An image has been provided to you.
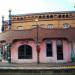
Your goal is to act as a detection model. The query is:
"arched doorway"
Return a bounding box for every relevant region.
[18,45,32,59]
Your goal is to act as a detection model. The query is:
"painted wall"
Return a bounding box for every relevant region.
[11,40,74,63]
[40,40,71,63]
[11,19,75,30]
[11,41,37,63]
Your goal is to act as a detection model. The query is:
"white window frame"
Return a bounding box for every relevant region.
[48,24,54,29]
[45,40,53,57]
[64,23,70,29]
[32,25,37,28]
[17,26,24,30]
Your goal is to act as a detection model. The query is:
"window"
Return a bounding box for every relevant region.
[40,24,44,28]
[62,15,65,18]
[18,45,32,59]
[50,15,53,18]
[13,17,16,20]
[47,15,49,19]
[46,41,53,57]
[56,40,63,60]
[58,15,61,18]
[17,26,23,30]
[20,17,23,20]
[48,24,54,29]
[66,14,68,18]
[17,17,20,20]
[32,25,37,28]
[42,15,45,18]
[39,16,42,19]
[64,23,70,28]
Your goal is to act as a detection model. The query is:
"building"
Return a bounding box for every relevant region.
[0,10,75,63]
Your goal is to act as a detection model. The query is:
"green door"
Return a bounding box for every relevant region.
[0,48,2,61]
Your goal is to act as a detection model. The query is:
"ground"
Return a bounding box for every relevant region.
[0,62,75,75]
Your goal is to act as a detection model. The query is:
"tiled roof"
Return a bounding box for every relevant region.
[0,27,75,43]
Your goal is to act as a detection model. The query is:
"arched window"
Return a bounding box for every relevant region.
[39,16,42,19]
[58,15,61,18]
[50,15,53,18]
[18,45,32,59]
[66,14,68,18]
[47,15,49,19]
[17,17,20,20]
[63,23,71,28]
[62,15,65,18]
[42,15,45,18]
[20,17,23,20]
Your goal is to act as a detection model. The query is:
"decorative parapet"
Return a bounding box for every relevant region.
[11,11,75,23]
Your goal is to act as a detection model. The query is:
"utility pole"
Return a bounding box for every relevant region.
[35,18,40,64]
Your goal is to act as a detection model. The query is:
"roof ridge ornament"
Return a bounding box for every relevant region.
[1,16,4,32]
[8,9,12,30]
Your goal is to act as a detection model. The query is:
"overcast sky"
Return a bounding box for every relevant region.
[0,0,75,32]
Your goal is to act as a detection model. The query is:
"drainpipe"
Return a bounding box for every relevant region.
[35,18,40,64]
[36,25,40,64]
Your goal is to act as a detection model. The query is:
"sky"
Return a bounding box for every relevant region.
[0,0,75,31]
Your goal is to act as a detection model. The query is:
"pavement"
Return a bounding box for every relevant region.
[0,62,75,70]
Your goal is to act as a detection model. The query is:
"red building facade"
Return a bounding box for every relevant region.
[0,11,75,63]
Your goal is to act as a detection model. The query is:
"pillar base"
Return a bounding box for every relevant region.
[2,59,8,63]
